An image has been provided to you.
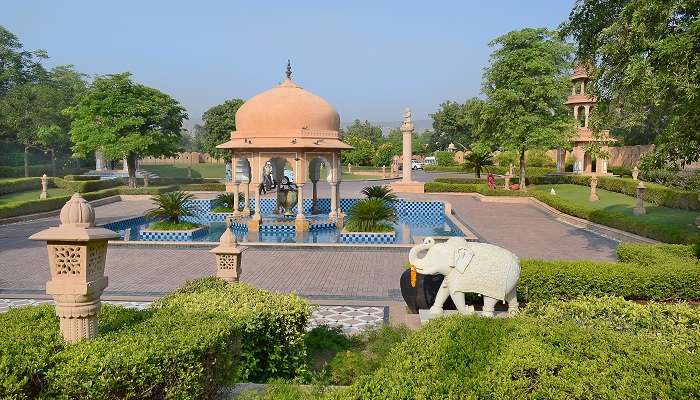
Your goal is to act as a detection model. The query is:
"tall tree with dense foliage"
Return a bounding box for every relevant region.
[0,26,46,97]
[65,73,187,187]
[0,66,86,176]
[430,98,485,152]
[200,98,244,159]
[342,120,383,145]
[341,135,374,166]
[561,0,700,168]
[482,28,574,190]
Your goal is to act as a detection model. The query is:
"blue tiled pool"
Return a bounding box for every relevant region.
[102,198,464,244]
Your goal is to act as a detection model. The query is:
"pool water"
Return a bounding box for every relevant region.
[108,214,462,244]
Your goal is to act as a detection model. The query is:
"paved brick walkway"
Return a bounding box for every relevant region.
[0,182,618,299]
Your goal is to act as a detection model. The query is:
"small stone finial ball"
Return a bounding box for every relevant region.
[59,193,96,228]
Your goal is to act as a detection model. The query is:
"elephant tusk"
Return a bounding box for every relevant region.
[410,264,417,288]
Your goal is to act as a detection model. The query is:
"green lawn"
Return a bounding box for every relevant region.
[140,164,226,179]
[0,188,72,205]
[532,184,698,236]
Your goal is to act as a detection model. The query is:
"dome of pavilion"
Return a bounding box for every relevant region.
[235,78,340,136]
[217,62,350,150]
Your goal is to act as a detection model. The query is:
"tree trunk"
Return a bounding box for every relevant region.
[24,146,29,177]
[50,149,55,177]
[519,148,527,191]
[127,153,137,188]
[475,165,481,179]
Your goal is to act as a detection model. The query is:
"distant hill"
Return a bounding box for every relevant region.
[341,119,433,136]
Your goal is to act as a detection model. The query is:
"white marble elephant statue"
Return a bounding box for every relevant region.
[408,237,520,317]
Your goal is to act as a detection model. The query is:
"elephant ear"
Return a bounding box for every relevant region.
[453,247,474,273]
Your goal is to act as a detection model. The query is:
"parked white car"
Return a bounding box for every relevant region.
[411,160,424,170]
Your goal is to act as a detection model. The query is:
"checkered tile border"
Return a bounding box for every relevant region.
[340,231,396,244]
[139,226,209,241]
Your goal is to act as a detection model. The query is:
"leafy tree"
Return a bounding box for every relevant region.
[464,142,494,178]
[65,73,187,187]
[561,0,700,168]
[482,28,574,190]
[372,143,394,167]
[430,98,485,152]
[191,123,206,151]
[0,66,86,176]
[0,25,47,97]
[341,135,374,166]
[342,120,383,145]
[435,151,456,166]
[201,98,244,159]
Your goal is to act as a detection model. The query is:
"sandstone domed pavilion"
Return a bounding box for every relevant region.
[217,62,352,232]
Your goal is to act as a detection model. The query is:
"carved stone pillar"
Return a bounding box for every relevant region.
[40,174,48,200]
[29,193,118,343]
[633,182,647,216]
[589,176,599,202]
[210,227,247,283]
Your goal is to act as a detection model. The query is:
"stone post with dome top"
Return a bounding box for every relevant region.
[30,193,118,343]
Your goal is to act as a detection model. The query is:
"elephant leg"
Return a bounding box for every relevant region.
[482,296,498,318]
[451,292,474,315]
[505,287,519,315]
[429,285,450,316]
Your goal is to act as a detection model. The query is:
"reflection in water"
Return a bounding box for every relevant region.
[115,214,460,244]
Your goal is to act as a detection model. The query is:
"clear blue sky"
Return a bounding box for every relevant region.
[4,0,574,128]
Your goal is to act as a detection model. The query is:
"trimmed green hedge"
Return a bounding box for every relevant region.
[0,278,311,399]
[519,257,700,302]
[425,181,697,243]
[0,165,88,178]
[423,165,464,172]
[53,177,123,193]
[0,177,43,195]
[62,175,101,181]
[333,302,700,399]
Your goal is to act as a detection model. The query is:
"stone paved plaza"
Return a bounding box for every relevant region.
[0,174,618,302]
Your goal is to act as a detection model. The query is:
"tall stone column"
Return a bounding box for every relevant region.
[29,193,118,343]
[401,107,413,184]
[391,107,424,193]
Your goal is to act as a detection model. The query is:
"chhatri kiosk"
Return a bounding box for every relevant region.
[216,63,352,233]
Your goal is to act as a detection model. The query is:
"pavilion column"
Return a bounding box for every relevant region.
[253,188,261,221]
[295,183,309,232]
[584,105,590,128]
[242,181,251,216]
[311,179,321,214]
[329,182,338,220]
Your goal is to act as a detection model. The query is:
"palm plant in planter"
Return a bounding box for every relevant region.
[145,191,198,230]
[346,198,396,232]
[212,192,245,212]
[361,185,398,202]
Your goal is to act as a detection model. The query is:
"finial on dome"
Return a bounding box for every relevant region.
[286,59,292,79]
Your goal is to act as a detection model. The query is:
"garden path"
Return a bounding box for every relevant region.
[0,181,618,299]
